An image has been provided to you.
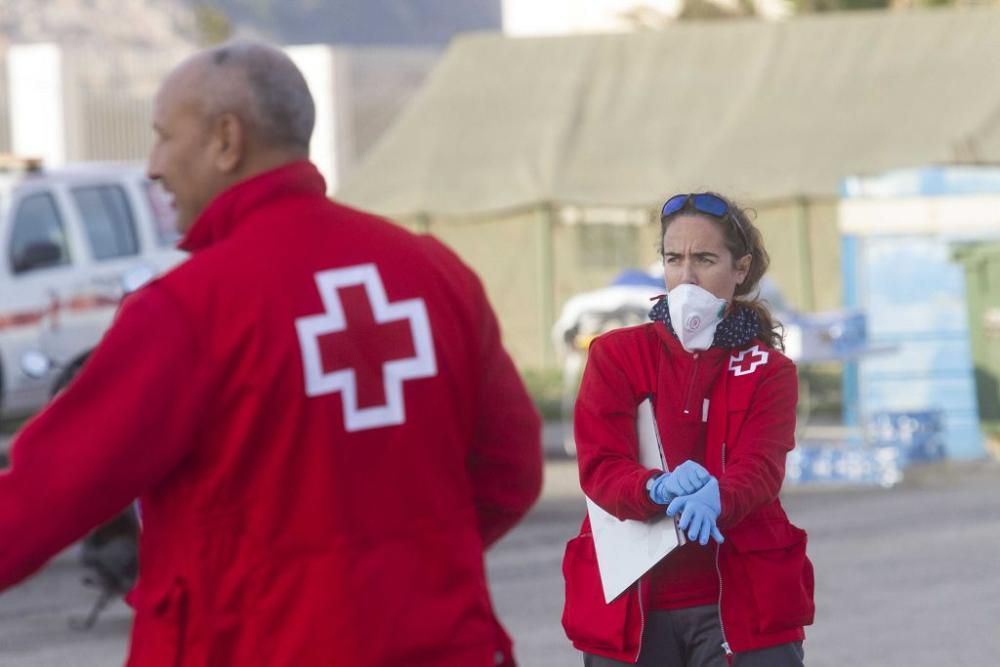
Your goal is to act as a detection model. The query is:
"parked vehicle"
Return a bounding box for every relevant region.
[0,156,186,420]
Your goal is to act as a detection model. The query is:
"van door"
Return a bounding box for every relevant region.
[37,182,147,370]
[0,188,79,417]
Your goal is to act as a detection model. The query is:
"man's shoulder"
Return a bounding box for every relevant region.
[320,201,471,271]
[325,199,403,230]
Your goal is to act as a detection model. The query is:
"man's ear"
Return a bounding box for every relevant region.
[212,112,245,173]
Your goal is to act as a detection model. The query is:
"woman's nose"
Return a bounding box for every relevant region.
[680,261,698,285]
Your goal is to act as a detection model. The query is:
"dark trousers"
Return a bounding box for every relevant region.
[582,604,805,667]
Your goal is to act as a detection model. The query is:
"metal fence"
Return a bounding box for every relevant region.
[0,53,11,154]
[62,46,179,163]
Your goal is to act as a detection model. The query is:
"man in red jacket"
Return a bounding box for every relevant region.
[0,40,542,666]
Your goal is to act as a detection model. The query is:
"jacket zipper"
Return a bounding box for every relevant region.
[716,441,733,659]
[635,578,647,662]
[683,353,700,414]
[172,579,189,667]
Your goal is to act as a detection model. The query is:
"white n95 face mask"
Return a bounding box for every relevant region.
[667,283,728,352]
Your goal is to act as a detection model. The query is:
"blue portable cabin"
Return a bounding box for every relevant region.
[839,166,1000,460]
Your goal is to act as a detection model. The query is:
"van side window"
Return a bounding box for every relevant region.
[9,192,71,275]
[72,185,140,260]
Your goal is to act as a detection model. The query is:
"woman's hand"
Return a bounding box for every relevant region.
[646,460,710,505]
[667,477,725,545]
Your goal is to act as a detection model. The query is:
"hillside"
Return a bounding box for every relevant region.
[199,0,502,46]
[0,0,198,53]
[0,0,502,52]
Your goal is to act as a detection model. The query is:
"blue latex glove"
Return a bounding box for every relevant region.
[646,460,710,505]
[667,477,725,546]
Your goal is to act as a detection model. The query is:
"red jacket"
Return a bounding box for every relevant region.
[562,322,814,662]
[0,162,543,666]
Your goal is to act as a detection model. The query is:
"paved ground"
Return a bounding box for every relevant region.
[489,459,1000,666]
[2,434,999,665]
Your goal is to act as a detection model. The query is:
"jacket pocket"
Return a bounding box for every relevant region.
[129,579,189,667]
[561,532,634,653]
[726,520,815,634]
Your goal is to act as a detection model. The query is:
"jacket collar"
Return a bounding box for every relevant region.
[178,160,326,253]
[648,296,761,350]
[652,321,731,366]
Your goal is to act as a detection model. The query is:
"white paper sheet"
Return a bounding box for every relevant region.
[586,398,683,603]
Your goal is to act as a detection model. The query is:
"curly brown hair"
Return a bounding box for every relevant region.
[659,192,783,350]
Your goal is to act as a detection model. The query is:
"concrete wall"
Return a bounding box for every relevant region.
[3,42,438,192]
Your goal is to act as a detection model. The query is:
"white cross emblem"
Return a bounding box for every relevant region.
[295,264,437,432]
[729,344,769,376]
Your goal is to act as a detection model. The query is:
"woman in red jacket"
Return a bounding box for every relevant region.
[563,192,815,666]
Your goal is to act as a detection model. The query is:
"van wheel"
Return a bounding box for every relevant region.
[52,354,90,397]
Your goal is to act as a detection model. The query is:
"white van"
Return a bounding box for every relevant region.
[0,157,186,420]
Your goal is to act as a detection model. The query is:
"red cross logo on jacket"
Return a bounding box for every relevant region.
[728,344,769,376]
[295,263,438,432]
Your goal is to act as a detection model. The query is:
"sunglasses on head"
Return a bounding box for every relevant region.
[660,193,750,253]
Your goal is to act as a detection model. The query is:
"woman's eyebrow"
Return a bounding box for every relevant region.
[663,250,720,259]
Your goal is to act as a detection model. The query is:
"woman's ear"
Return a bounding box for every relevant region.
[736,253,752,285]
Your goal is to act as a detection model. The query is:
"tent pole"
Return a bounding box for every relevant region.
[539,204,556,368]
[796,196,815,312]
[416,212,431,233]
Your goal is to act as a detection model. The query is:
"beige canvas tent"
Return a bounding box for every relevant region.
[338,7,1000,368]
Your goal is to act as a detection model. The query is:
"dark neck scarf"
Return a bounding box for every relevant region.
[649,296,760,349]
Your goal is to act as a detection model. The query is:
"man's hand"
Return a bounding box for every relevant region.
[667,477,724,546]
[646,460,710,505]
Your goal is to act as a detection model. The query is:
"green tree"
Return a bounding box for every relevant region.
[194,3,233,45]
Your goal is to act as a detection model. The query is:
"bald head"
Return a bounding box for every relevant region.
[174,40,315,153]
[148,40,316,234]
